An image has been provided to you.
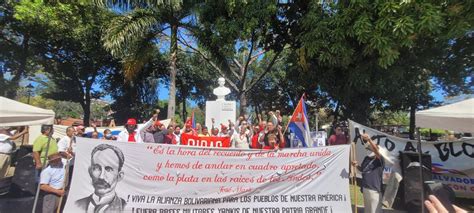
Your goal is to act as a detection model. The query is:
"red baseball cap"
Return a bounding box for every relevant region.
[154,120,162,127]
[185,119,192,127]
[126,118,137,125]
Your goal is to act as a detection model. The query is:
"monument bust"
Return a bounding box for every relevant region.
[213,77,231,101]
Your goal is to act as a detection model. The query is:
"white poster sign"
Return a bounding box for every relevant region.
[311,131,327,147]
[64,138,351,212]
[349,120,474,198]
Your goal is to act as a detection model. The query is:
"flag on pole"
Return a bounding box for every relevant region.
[288,95,312,147]
[191,111,196,129]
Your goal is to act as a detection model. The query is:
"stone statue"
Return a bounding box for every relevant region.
[213,77,231,101]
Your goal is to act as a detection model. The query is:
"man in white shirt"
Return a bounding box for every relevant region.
[116,112,158,143]
[40,153,65,213]
[58,126,76,166]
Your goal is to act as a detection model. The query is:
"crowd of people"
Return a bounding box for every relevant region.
[63,110,289,150]
[1,109,467,213]
[23,110,290,212]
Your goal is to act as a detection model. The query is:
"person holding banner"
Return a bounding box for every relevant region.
[218,123,231,137]
[173,126,182,144]
[424,195,467,213]
[153,120,169,143]
[262,134,279,150]
[352,133,384,213]
[260,121,285,149]
[231,122,251,149]
[164,126,177,144]
[250,125,262,149]
[199,126,211,137]
[39,153,65,213]
[182,119,197,136]
[58,126,76,184]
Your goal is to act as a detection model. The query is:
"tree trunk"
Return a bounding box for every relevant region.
[409,103,416,140]
[83,103,91,127]
[332,102,340,125]
[239,93,247,116]
[167,23,178,119]
[83,88,91,127]
[182,97,187,120]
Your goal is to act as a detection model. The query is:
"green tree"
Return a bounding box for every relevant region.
[183,1,294,114]
[14,1,121,126]
[103,51,168,124]
[293,1,473,127]
[174,52,216,119]
[0,1,38,98]
[97,0,193,119]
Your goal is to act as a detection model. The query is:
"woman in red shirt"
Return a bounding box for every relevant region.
[328,125,348,146]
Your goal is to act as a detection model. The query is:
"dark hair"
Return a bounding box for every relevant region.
[91,144,125,171]
[41,125,53,134]
[267,134,277,141]
[66,126,75,132]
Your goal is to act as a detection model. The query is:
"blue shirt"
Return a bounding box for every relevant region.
[40,165,65,189]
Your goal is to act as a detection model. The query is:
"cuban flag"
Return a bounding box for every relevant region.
[288,95,312,147]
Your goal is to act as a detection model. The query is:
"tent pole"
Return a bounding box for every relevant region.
[416,127,425,213]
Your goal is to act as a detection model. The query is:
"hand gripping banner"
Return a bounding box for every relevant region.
[349,120,474,198]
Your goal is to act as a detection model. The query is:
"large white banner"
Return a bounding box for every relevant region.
[64,138,351,212]
[349,120,474,198]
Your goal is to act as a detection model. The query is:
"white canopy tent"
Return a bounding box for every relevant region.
[416,98,474,133]
[0,96,55,127]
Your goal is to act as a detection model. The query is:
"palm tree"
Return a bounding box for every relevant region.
[96,0,194,119]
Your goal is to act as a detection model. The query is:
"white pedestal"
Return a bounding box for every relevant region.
[205,100,236,129]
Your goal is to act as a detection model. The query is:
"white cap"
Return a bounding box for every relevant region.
[0,134,10,142]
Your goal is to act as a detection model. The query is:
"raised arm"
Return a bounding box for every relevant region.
[9,126,28,141]
[362,133,381,159]
[277,125,285,148]
[138,110,159,134]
